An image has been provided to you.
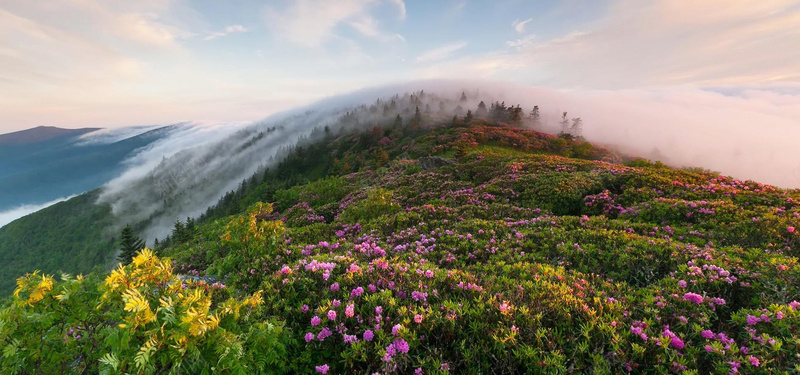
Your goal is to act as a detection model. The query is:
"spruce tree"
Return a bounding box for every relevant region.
[465,110,474,123]
[117,225,146,264]
[530,106,541,127]
[560,112,570,133]
[476,101,488,117]
[393,114,403,128]
[410,106,422,128]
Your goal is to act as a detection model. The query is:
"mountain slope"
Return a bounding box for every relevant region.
[3,110,800,373]
[0,190,116,293]
[0,126,99,146]
[0,125,175,212]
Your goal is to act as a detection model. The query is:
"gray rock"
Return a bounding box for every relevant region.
[417,156,454,170]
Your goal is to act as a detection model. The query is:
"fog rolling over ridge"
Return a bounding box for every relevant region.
[94,80,800,242]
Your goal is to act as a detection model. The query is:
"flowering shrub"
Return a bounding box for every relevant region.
[4,120,800,373]
[0,249,289,374]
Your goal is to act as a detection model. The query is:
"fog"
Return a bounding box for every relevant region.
[77,125,168,145]
[89,80,800,242]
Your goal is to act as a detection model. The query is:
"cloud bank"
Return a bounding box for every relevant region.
[83,80,799,244]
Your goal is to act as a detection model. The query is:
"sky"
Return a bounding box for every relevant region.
[0,0,799,132]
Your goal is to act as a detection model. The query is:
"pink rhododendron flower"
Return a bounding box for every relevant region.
[683,292,703,304]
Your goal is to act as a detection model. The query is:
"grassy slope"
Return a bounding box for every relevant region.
[159,120,800,373]
[3,117,800,373]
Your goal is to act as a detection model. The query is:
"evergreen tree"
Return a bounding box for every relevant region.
[185,217,196,239]
[560,112,570,133]
[452,115,458,126]
[393,114,403,128]
[117,225,145,264]
[509,105,522,127]
[465,110,474,123]
[410,106,423,128]
[454,105,464,116]
[424,103,432,113]
[530,106,541,127]
[173,220,186,243]
[460,91,467,102]
[476,101,488,117]
[571,117,583,136]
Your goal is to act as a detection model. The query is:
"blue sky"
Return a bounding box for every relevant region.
[0,0,798,131]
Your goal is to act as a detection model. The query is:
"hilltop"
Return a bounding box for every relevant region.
[2,103,800,374]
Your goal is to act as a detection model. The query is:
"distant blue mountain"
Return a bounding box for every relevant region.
[0,125,175,212]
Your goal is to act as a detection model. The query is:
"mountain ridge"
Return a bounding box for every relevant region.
[0,126,101,145]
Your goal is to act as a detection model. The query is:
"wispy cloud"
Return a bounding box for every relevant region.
[263,0,404,48]
[419,0,800,89]
[387,0,406,19]
[416,41,467,63]
[512,18,532,33]
[205,25,248,40]
[348,16,406,42]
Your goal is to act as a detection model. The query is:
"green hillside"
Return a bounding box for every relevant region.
[0,191,117,293]
[2,112,800,374]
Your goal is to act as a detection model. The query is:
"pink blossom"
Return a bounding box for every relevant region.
[345,304,355,318]
[393,338,410,353]
[683,292,703,304]
[414,314,423,323]
[327,310,337,321]
[315,364,330,374]
[311,316,321,326]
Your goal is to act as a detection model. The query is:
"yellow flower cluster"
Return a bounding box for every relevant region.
[221,202,285,251]
[101,248,265,359]
[13,271,54,306]
[104,248,173,299]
